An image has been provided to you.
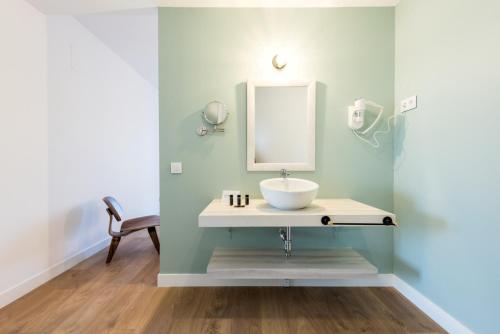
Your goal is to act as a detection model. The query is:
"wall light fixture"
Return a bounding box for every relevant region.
[272,54,287,70]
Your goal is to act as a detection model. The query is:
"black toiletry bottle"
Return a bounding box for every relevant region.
[245,194,249,205]
[237,194,241,206]
[229,194,234,206]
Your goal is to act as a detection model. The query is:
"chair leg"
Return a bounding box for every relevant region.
[148,227,160,254]
[106,237,121,263]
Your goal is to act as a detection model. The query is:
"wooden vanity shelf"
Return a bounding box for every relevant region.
[207,248,378,280]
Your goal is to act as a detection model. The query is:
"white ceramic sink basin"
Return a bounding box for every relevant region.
[260,178,319,210]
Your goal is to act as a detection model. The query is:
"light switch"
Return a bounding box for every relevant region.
[170,162,182,174]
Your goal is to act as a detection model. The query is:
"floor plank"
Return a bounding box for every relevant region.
[0,232,446,333]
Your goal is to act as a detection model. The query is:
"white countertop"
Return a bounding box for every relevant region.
[199,198,396,227]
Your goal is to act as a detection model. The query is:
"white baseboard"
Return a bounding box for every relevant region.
[0,237,110,309]
[157,273,473,334]
[392,276,473,334]
[157,273,394,287]
[158,274,284,287]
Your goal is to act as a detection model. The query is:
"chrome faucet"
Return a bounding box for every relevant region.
[280,169,291,179]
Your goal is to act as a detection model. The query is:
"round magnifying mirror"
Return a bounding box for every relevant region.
[203,101,228,125]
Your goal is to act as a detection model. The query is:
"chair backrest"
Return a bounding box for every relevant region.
[103,196,125,222]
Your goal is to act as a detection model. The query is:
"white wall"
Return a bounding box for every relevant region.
[47,12,159,265]
[0,0,49,306]
[75,9,158,88]
[0,3,159,308]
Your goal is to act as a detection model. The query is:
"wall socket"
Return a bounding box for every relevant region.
[400,95,417,113]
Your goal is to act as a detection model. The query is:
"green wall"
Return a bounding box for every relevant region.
[394,1,500,333]
[159,8,395,274]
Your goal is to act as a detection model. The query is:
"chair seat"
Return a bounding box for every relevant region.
[121,215,160,232]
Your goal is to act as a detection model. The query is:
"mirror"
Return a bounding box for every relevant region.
[203,101,228,125]
[247,81,316,171]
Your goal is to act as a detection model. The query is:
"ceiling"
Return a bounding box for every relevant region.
[27,0,155,14]
[27,0,399,14]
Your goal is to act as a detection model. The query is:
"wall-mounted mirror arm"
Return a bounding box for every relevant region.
[197,101,229,136]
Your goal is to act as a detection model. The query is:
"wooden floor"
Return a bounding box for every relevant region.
[0,233,445,334]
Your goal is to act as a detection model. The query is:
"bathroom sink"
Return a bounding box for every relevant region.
[260,178,319,210]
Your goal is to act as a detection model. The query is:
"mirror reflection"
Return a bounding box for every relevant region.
[255,86,308,163]
[203,101,228,125]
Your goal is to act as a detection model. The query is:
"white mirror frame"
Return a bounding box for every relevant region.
[247,80,316,171]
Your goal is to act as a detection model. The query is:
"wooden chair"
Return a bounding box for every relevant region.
[103,196,160,263]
